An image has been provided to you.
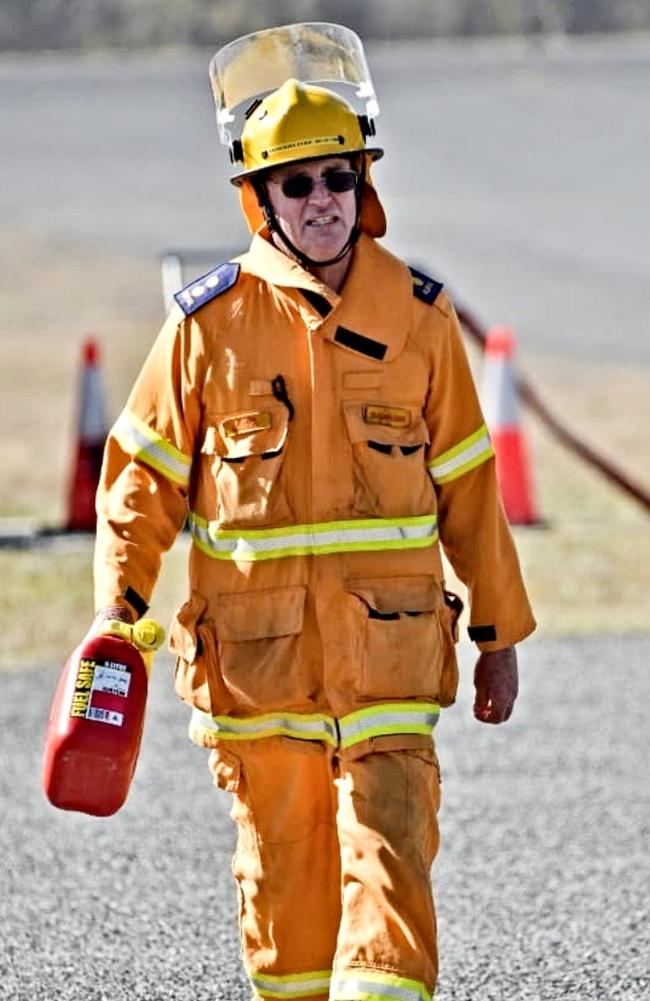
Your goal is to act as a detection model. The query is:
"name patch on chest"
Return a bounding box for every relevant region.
[222,411,272,438]
[362,404,411,429]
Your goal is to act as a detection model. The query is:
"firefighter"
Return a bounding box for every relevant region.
[91,23,535,1001]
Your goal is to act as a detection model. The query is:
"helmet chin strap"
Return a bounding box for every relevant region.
[256,167,366,271]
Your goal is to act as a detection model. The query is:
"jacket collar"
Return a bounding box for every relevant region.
[239,231,411,362]
[324,234,411,362]
[240,230,339,304]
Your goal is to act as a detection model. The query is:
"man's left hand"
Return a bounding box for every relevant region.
[473,647,519,724]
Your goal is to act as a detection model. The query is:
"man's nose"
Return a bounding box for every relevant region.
[307,177,333,203]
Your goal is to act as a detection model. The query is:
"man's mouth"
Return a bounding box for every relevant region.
[306,215,337,227]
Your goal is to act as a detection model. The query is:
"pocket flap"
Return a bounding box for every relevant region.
[343,402,430,448]
[347,576,444,614]
[216,585,306,641]
[201,405,289,459]
[168,592,208,660]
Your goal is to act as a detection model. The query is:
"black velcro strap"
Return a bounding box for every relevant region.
[334,325,387,361]
[400,444,423,456]
[124,586,148,619]
[468,624,497,642]
[301,288,332,317]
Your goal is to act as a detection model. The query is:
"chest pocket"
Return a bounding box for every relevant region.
[343,402,436,518]
[201,404,292,528]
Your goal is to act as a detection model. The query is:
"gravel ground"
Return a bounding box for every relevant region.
[1,634,648,1001]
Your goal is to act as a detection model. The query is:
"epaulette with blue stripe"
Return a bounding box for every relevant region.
[409,266,444,305]
[174,261,240,316]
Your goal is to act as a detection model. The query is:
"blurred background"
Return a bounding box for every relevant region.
[1,0,649,661]
[3,0,650,48]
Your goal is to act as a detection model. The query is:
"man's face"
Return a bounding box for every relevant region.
[264,156,358,263]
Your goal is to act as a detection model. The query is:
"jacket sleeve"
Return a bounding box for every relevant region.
[423,295,536,651]
[93,309,203,616]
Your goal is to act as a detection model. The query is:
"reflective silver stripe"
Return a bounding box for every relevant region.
[114,411,191,487]
[189,512,437,561]
[338,703,439,750]
[190,703,439,749]
[330,972,430,1001]
[428,424,494,485]
[190,709,338,745]
[249,970,331,997]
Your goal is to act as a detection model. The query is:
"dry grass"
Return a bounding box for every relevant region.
[444,347,650,638]
[1,230,648,669]
[0,541,188,671]
[512,352,650,635]
[1,229,162,519]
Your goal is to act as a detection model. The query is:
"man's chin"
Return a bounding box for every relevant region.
[303,239,349,264]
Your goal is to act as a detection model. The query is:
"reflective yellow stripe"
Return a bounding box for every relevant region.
[338,703,439,750]
[189,702,439,749]
[427,423,494,485]
[190,710,339,746]
[113,410,191,487]
[248,969,331,998]
[189,512,437,561]
[330,970,431,1001]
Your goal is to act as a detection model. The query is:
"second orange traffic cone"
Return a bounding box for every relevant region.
[481,326,539,525]
[65,338,107,532]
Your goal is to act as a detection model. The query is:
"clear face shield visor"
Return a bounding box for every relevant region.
[209,22,380,149]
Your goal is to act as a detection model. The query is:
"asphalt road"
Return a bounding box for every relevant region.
[1,634,648,1001]
[2,35,650,361]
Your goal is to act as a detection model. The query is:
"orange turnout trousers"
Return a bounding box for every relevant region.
[210,737,441,1001]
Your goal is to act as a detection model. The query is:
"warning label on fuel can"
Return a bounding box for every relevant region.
[93,664,131,698]
[70,657,130,725]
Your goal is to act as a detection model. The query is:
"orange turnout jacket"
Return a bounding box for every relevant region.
[94,230,535,753]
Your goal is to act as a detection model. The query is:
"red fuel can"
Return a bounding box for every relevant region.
[43,619,164,817]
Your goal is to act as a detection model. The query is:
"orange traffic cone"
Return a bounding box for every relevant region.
[481,326,539,525]
[65,338,108,532]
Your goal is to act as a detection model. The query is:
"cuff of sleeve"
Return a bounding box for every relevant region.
[93,587,149,622]
[470,615,537,652]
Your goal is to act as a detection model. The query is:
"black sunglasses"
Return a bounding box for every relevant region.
[273,169,359,200]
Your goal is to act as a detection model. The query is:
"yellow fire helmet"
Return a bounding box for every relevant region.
[210,23,387,245]
[229,78,383,184]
